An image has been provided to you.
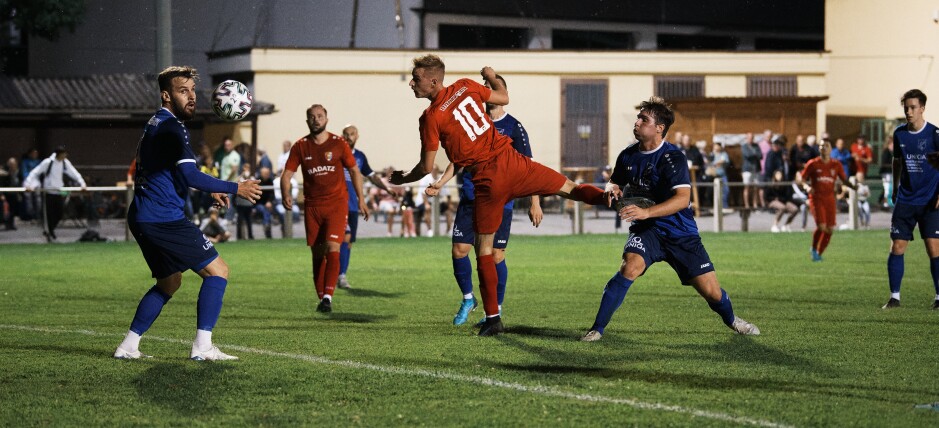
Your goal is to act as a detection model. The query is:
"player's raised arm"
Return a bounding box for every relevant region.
[481,67,508,106]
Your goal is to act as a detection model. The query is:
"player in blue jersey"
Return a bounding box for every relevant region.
[581,97,759,342]
[883,89,939,309]
[113,66,262,361]
[425,74,543,326]
[337,124,397,289]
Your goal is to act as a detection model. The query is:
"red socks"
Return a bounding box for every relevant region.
[324,251,340,298]
[818,232,832,255]
[477,254,499,317]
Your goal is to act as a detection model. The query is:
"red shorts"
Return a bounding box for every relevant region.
[303,205,347,246]
[809,197,836,227]
[471,149,567,234]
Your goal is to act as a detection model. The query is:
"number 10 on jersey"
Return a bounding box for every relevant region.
[452,97,490,141]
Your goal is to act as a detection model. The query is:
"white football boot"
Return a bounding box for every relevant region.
[580,330,603,342]
[113,346,152,359]
[730,317,760,335]
[190,345,239,361]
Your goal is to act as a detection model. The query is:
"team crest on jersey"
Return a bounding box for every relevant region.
[919,139,928,152]
[325,151,333,161]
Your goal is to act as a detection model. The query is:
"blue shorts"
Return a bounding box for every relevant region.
[623,228,714,285]
[344,211,359,242]
[129,218,219,279]
[452,201,512,249]
[890,202,939,241]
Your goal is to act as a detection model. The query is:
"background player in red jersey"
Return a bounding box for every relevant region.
[282,104,369,313]
[390,54,606,336]
[797,139,856,262]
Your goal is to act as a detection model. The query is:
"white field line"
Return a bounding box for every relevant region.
[1,324,794,428]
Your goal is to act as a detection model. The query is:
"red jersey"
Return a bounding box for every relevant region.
[801,157,847,201]
[284,132,356,206]
[850,143,873,175]
[419,78,513,167]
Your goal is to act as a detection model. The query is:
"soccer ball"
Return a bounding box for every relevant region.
[212,80,253,121]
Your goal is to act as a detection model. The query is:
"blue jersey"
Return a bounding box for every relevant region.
[610,141,698,238]
[344,149,374,212]
[459,112,533,208]
[893,122,939,205]
[132,108,199,222]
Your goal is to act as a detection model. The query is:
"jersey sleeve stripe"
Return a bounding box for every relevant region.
[176,159,196,165]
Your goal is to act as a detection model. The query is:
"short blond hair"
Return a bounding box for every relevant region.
[412,54,445,75]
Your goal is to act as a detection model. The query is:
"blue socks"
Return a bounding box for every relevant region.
[496,260,507,306]
[931,257,939,295]
[707,288,735,327]
[129,286,172,335]
[453,256,474,296]
[888,253,904,294]
[590,273,633,334]
[339,242,351,276]
[197,276,228,331]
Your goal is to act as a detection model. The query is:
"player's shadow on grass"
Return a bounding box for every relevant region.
[503,324,580,339]
[135,362,236,417]
[316,312,397,324]
[340,288,405,298]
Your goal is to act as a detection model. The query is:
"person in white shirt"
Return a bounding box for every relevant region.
[23,146,87,241]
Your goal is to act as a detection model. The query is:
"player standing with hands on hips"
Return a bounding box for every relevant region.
[114,66,262,360]
[582,96,759,342]
[392,54,608,336]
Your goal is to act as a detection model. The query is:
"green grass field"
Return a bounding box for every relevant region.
[1,231,937,426]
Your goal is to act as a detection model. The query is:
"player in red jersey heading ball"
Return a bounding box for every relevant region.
[390,54,607,336]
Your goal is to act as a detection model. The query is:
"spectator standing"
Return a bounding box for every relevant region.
[276,140,292,176]
[830,138,852,178]
[764,136,791,181]
[254,167,276,238]
[740,132,763,210]
[23,146,87,242]
[879,136,894,209]
[709,142,730,210]
[219,137,240,222]
[234,163,255,240]
[1,157,21,230]
[851,135,874,178]
[257,149,273,172]
[789,135,816,177]
[758,129,773,173]
[19,148,40,221]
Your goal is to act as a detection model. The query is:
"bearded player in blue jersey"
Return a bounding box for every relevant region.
[425,74,543,326]
[113,66,262,360]
[581,96,759,342]
[883,89,939,310]
[337,124,397,289]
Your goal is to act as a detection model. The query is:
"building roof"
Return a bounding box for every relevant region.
[0,74,274,120]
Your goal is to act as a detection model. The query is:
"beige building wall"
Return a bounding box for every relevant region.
[211,49,828,173]
[826,0,939,118]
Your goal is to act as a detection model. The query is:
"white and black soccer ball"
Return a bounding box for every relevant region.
[212,80,253,121]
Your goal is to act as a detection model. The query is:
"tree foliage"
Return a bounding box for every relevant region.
[0,0,85,41]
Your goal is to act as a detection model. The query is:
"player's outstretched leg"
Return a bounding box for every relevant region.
[581,273,632,342]
[884,253,903,309]
[191,275,238,361]
[707,288,760,335]
[568,183,607,206]
[114,284,172,359]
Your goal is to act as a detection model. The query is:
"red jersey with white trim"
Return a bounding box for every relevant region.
[419,78,512,167]
[801,157,847,201]
[284,132,356,206]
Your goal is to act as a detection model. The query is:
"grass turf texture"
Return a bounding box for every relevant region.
[1,231,937,426]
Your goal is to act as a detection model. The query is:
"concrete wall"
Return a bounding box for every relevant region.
[215,49,829,173]
[826,0,939,119]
